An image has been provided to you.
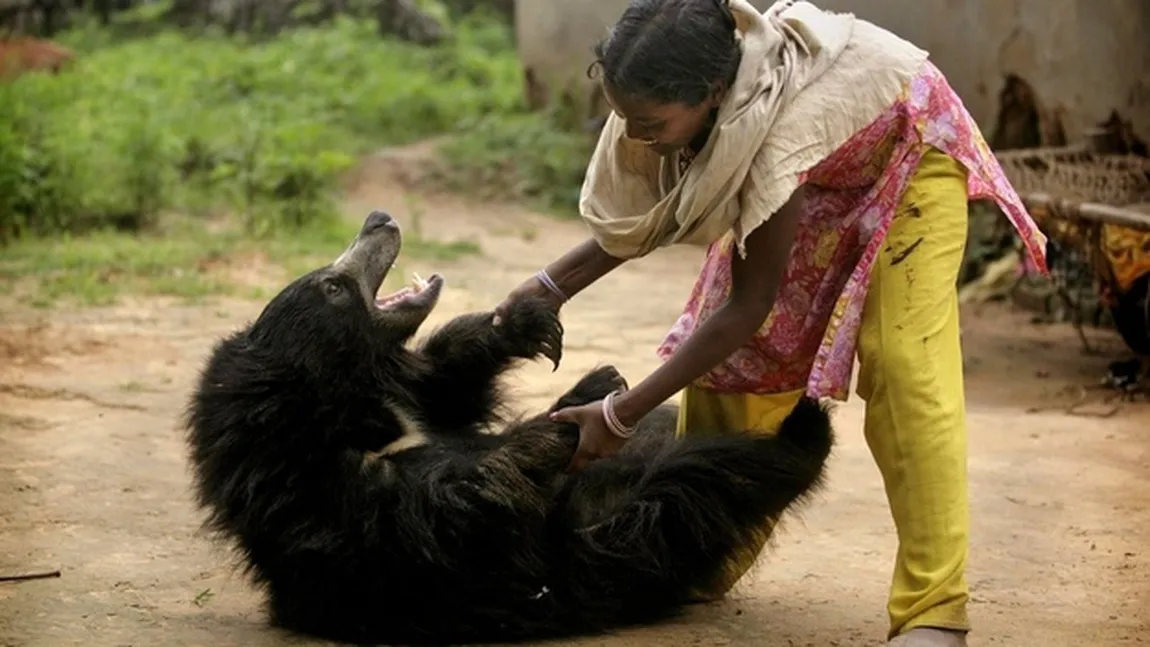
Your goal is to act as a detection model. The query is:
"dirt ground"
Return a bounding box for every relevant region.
[1,166,1148,647]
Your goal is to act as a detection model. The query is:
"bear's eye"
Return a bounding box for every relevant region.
[323,280,343,297]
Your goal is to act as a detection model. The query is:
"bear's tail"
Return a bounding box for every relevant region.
[552,397,834,630]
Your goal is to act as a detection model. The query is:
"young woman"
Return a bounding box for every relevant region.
[493,0,1048,645]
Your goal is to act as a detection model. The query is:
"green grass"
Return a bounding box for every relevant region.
[0,216,479,309]
[0,228,238,307]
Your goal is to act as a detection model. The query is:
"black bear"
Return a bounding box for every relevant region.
[184,210,835,645]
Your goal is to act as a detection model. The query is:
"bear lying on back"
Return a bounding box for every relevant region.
[184,210,835,645]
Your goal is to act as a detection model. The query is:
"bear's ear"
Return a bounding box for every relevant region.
[243,287,328,351]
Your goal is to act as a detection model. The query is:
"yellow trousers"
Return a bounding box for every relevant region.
[677,147,971,639]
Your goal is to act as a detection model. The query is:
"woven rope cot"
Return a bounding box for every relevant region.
[996,144,1149,228]
[995,145,1150,358]
[996,145,1150,286]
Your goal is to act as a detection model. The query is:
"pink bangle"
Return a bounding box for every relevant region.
[602,391,636,439]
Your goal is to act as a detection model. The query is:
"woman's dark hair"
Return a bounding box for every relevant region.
[590,0,743,106]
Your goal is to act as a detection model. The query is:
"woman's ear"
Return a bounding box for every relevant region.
[708,81,729,107]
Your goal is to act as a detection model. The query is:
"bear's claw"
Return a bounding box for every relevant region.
[539,311,564,371]
[498,298,565,371]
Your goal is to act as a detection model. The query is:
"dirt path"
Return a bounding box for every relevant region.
[1,167,1148,647]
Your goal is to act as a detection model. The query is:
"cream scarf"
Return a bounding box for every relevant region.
[579,0,930,259]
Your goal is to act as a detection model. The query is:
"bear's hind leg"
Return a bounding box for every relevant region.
[553,398,835,626]
[551,365,628,412]
[479,366,628,483]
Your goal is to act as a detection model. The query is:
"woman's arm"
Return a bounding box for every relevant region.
[543,237,628,301]
[494,237,627,327]
[609,185,807,426]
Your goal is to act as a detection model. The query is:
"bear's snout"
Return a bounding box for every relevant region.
[362,211,397,235]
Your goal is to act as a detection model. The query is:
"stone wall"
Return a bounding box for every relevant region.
[515,0,1150,140]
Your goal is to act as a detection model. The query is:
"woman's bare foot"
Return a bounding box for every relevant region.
[887,627,969,646]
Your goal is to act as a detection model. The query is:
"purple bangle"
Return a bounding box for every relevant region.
[535,269,569,303]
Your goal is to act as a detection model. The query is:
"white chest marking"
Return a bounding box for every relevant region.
[378,402,429,456]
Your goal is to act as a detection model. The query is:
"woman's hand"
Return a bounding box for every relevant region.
[550,400,629,473]
[493,274,563,326]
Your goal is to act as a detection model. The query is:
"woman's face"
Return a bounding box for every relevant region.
[604,83,725,156]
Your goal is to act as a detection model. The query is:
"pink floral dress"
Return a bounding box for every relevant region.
[656,61,1049,401]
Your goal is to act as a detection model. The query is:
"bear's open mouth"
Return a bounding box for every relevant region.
[375,271,442,310]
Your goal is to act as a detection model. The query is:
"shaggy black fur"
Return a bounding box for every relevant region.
[185,211,836,645]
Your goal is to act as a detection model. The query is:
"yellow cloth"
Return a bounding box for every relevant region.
[579,0,930,260]
[1100,221,1150,294]
[676,147,971,638]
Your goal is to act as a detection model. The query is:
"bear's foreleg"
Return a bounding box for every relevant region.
[412,297,564,430]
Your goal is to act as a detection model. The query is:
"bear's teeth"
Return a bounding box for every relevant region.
[412,272,428,291]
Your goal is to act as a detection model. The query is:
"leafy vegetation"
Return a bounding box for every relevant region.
[438,109,594,213]
[0,10,592,307]
[0,14,529,237]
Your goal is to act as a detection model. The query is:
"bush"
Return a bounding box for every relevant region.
[0,13,532,241]
[435,103,595,213]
